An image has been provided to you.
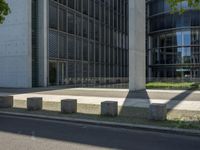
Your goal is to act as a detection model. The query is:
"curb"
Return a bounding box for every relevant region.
[0,111,200,137]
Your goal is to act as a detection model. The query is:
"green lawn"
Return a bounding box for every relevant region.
[146,82,199,90]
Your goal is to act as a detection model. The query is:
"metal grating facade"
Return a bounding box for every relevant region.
[48,0,129,87]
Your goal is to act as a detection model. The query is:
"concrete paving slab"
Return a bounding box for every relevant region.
[0,91,200,111]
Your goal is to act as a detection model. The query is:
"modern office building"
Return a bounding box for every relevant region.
[146,0,200,81]
[0,0,146,89]
[48,0,129,87]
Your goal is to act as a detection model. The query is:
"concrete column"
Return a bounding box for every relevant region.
[38,0,48,87]
[129,0,146,91]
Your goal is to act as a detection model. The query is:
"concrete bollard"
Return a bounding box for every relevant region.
[101,101,118,117]
[61,99,77,114]
[0,96,13,108]
[149,103,167,121]
[27,97,43,111]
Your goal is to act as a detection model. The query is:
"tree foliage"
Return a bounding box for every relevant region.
[168,0,200,13]
[0,0,10,24]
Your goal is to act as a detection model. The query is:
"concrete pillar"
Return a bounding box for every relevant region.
[101,101,118,117]
[0,96,13,108]
[129,0,146,91]
[61,99,77,114]
[27,97,43,111]
[38,0,48,87]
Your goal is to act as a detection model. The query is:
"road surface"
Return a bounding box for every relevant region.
[0,114,200,150]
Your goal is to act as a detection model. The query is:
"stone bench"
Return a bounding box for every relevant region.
[61,99,77,114]
[101,101,118,117]
[0,96,13,108]
[149,103,167,121]
[27,97,43,111]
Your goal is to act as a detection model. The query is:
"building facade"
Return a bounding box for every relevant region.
[48,0,129,87]
[146,0,200,81]
[0,0,146,89]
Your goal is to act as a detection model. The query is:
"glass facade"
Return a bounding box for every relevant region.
[147,0,200,81]
[32,0,39,86]
[48,0,129,86]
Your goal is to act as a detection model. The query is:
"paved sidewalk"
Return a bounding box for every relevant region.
[1,87,200,100]
[0,88,200,111]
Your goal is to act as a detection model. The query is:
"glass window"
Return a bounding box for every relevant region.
[76,0,82,12]
[76,38,82,60]
[89,0,94,17]
[59,0,67,5]
[76,15,82,36]
[101,45,104,63]
[59,34,66,58]
[68,61,75,78]
[76,62,82,78]
[95,0,99,20]
[59,8,66,32]
[68,0,75,9]
[89,42,94,62]
[83,40,88,61]
[68,36,75,59]
[89,63,95,77]
[83,0,88,15]
[83,18,88,38]
[182,47,191,63]
[83,63,88,78]
[101,4,104,22]
[89,20,94,39]
[183,31,191,46]
[49,3,58,29]
[68,12,75,34]
[95,43,99,62]
[101,25,105,43]
[49,62,57,85]
[95,22,99,41]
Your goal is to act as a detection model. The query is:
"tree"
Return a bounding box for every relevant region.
[0,0,10,24]
[168,0,200,13]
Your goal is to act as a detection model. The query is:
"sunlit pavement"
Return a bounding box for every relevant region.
[1,88,200,111]
[0,114,200,150]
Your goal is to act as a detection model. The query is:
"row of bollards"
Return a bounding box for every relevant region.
[0,96,167,120]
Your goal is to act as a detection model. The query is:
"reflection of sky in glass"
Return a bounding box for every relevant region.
[177,1,188,9]
[183,31,191,46]
[176,32,182,46]
[176,31,191,46]
[182,47,191,57]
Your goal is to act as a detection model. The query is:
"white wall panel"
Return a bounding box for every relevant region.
[0,0,32,88]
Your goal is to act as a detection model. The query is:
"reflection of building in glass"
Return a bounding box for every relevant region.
[146,0,200,80]
[48,0,129,86]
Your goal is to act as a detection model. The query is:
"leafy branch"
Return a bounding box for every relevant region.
[0,0,10,24]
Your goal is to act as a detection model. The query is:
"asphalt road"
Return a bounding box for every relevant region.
[0,115,200,150]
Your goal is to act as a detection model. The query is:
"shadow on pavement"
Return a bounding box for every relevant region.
[166,90,195,113]
[119,90,150,117]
